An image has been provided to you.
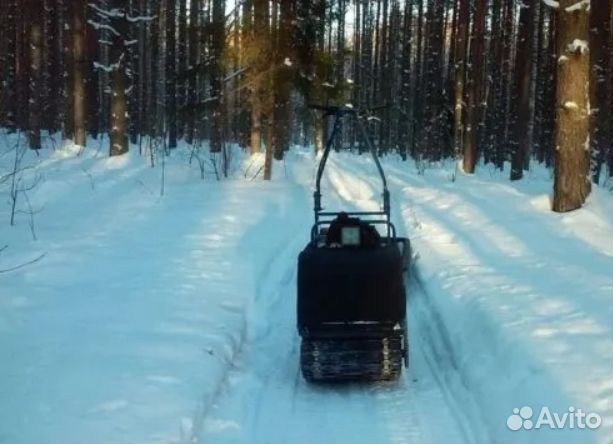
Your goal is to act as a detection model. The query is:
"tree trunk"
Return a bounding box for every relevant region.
[552,0,590,212]
[263,112,274,180]
[186,0,200,144]
[510,2,536,180]
[272,0,296,160]
[28,0,43,149]
[109,4,128,156]
[72,0,87,147]
[463,0,486,173]
[0,1,17,130]
[210,0,226,153]
[166,0,177,148]
[589,0,612,184]
[250,0,269,157]
[177,0,187,139]
[250,107,262,155]
[453,0,468,165]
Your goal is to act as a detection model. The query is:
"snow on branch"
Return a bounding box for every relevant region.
[93,53,125,73]
[88,3,155,23]
[88,3,124,18]
[88,19,120,36]
[126,13,157,23]
[542,0,560,8]
[93,61,120,73]
[565,0,590,12]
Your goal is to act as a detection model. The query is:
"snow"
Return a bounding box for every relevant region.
[87,19,120,37]
[565,0,590,12]
[283,57,292,67]
[1,133,611,443]
[567,39,589,54]
[88,4,125,19]
[542,0,560,8]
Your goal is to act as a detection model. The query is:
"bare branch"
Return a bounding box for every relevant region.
[0,252,47,274]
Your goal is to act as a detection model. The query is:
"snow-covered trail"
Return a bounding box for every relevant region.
[196,154,483,444]
[2,142,610,443]
[197,151,612,444]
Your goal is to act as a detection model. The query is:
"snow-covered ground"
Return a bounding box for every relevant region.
[1,133,611,443]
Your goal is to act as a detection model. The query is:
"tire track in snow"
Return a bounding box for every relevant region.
[197,155,479,443]
[325,155,485,442]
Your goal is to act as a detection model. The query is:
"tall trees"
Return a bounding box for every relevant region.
[0,0,610,191]
[551,0,591,212]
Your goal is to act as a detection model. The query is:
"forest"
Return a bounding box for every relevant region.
[0,0,611,213]
[1,2,613,442]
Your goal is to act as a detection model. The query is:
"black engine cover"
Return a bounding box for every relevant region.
[297,242,405,335]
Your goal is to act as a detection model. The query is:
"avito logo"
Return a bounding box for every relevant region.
[507,406,601,431]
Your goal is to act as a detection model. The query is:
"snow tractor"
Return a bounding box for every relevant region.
[297,105,410,382]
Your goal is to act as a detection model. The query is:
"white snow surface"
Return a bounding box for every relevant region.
[1,133,611,443]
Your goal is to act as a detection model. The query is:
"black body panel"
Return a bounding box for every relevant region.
[297,242,406,335]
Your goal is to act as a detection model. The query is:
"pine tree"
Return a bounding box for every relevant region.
[589,0,613,184]
[551,0,590,212]
[73,0,87,147]
[27,0,44,149]
[510,2,537,180]
[166,0,177,149]
[0,1,17,130]
[186,0,200,144]
[463,0,486,173]
[210,0,226,153]
[452,0,468,167]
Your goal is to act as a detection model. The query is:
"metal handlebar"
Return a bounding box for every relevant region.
[309,104,392,239]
